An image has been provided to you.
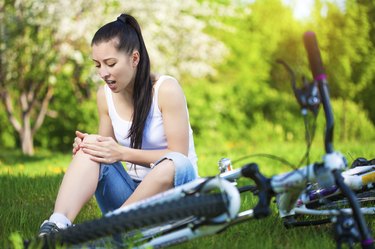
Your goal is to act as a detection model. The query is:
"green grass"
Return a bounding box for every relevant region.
[1,140,375,248]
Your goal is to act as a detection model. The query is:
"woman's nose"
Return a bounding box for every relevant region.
[98,67,110,79]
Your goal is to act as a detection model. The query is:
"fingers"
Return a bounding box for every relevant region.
[82,148,114,164]
[72,131,87,155]
[81,142,101,152]
[73,131,88,149]
[72,139,80,151]
[81,147,102,156]
[72,143,80,155]
[74,135,117,163]
[76,130,88,139]
[96,136,111,142]
[81,142,110,156]
[74,137,82,145]
[88,156,112,164]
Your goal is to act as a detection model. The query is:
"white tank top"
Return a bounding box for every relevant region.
[104,75,198,180]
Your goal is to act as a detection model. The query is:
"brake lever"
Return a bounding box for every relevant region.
[276,59,320,116]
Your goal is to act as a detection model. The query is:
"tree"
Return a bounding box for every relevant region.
[356,0,375,124]
[0,0,107,155]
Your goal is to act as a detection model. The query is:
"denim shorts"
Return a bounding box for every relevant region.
[95,152,198,215]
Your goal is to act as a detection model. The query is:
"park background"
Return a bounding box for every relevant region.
[1,0,375,248]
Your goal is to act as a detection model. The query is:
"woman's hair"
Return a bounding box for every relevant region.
[92,14,152,150]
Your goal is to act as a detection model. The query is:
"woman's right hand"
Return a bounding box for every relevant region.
[72,130,88,155]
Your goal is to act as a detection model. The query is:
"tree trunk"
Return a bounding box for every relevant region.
[1,86,53,156]
[20,114,34,156]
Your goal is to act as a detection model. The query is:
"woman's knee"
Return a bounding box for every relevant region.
[72,134,101,163]
[152,159,175,187]
[74,134,99,157]
[153,152,197,187]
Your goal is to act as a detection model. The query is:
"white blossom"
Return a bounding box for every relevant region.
[7,0,237,79]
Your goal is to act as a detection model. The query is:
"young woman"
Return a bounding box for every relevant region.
[39,13,198,236]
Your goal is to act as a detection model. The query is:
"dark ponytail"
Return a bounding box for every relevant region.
[92,14,152,150]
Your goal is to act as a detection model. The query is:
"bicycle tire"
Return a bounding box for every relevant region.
[34,193,228,247]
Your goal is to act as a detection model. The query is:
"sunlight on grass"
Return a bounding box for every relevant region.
[0,164,66,176]
[1,140,375,249]
[0,149,70,176]
[0,163,67,176]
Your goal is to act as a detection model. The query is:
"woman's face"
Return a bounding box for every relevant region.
[92,39,139,93]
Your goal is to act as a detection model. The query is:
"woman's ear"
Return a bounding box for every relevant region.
[132,50,140,67]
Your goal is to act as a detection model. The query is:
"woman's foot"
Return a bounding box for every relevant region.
[38,213,72,237]
[38,220,61,237]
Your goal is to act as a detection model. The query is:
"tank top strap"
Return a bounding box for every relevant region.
[104,84,115,116]
[153,75,173,113]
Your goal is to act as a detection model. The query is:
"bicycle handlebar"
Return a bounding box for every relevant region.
[303,31,334,153]
[303,31,325,79]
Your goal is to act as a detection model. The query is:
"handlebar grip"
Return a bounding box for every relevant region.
[241,163,272,218]
[303,31,326,81]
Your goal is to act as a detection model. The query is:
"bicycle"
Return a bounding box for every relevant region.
[23,31,374,249]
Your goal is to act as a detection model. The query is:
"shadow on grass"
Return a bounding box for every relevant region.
[0,148,57,165]
[0,174,101,249]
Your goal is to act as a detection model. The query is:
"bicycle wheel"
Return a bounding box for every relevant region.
[28,193,228,248]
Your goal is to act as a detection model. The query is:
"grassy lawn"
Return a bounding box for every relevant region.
[1,140,374,248]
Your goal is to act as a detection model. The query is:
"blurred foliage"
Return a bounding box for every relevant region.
[0,0,374,155]
[34,74,99,151]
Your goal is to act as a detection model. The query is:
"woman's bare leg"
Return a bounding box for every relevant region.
[122,159,175,207]
[53,135,100,222]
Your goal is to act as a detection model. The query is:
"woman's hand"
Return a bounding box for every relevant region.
[72,131,88,155]
[80,136,124,164]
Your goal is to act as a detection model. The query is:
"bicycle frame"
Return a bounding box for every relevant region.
[298,164,375,206]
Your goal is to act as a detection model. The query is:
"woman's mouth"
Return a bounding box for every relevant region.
[106,80,117,90]
[106,80,116,85]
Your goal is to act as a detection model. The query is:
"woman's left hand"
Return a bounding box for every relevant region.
[80,136,124,164]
